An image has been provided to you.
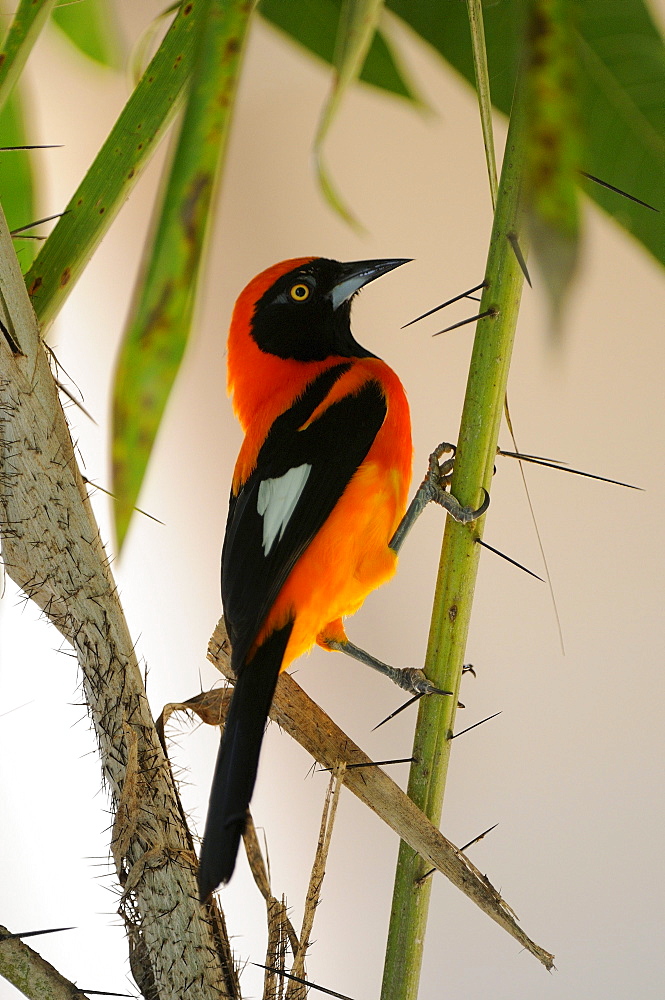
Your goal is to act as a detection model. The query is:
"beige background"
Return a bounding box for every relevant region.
[1,2,664,998]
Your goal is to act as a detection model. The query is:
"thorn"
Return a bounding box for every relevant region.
[451,710,501,740]
[497,449,642,491]
[55,379,97,424]
[580,170,659,212]
[507,231,532,286]
[0,926,75,941]
[476,538,544,581]
[415,867,436,885]
[0,144,63,151]
[372,693,424,731]
[459,822,499,852]
[402,281,487,327]
[499,448,567,464]
[462,663,476,678]
[0,315,21,354]
[10,212,68,236]
[81,477,166,525]
[502,400,565,654]
[432,308,496,337]
[0,699,35,718]
[253,964,356,1000]
[77,992,135,998]
[318,757,415,772]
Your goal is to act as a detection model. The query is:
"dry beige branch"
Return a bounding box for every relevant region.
[287,765,345,1000]
[0,924,90,1000]
[241,815,296,1000]
[0,209,239,996]
[208,619,554,970]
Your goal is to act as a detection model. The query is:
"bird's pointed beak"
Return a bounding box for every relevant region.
[330,258,412,311]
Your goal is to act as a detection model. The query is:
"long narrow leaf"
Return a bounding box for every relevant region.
[266,0,663,264]
[573,1,664,261]
[386,0,664,269]
[259,0,421,103]
[111,0,253,549]
[51,0,123,69]
[525,0,582,326]
[314,0,386,227]
[0,0,57,114]
[24,1,201,330]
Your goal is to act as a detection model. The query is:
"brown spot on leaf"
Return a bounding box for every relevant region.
[28,276,43,297]
[448,604,458,622]
[224,38,240,60]
[183,2,193,13]
[60,267,71,287]
[181,172,211,248]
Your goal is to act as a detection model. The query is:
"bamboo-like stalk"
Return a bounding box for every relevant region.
[380,68,530,1000]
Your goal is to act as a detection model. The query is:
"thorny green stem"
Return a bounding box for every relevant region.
[380,67,530,1000]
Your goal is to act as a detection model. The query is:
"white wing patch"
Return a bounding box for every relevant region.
[257,464,312,555]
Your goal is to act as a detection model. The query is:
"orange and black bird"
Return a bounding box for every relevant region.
[198,257,486,900]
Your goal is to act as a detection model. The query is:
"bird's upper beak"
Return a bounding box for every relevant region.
[330,258,411,311]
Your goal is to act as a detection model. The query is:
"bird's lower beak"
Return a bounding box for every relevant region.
[330,258,412,311]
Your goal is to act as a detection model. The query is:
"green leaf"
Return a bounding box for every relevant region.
[573,1,664,264]
[0,0,57,113]
[51,0,122,69]
[525,0,582,327]
[111,0,253,549]
[25,1,201,330]
[386,0,665,270]
[0,89,37,271]
[259,0,420,103]
[313,0,387,228]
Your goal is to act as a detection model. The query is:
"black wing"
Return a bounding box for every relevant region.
[222,363,387,671]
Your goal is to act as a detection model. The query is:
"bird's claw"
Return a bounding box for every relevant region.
[395,667,452,698]
[428,442,456,487]
[426,443,490,523]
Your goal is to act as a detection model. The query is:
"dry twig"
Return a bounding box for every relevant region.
[207,619,553,970]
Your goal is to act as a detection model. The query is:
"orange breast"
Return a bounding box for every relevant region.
[252,357,412,667]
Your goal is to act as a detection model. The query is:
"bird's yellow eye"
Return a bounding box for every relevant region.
[290,283,311,302]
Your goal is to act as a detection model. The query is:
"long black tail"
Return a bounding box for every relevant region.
[198,622,292,900]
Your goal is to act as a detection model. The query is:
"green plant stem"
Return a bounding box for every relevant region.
[0,0,57,115]
[380,68,530,1000]
[466,0,498,208]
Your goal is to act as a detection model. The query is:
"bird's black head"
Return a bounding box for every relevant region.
[249,257,411,361]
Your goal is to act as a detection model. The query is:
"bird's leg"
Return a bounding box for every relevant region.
[321,637,453,698]
[389,442,490,555]
[318,446,488,698]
